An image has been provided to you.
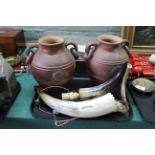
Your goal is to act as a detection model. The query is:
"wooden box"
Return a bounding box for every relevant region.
[0,29,25,57]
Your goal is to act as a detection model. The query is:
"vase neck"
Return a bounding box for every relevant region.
[38,35,65,54]
[39,43,64,54]
[97,34,123,51]
[99,43,119,51]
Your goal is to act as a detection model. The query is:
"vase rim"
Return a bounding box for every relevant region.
[97,34,123,45]
[38,35,65,46]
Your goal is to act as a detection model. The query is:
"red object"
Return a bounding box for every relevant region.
[128,53,154,77]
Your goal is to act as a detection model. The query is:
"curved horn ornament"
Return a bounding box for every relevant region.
[39,92,127,118]
[78,63,127,100]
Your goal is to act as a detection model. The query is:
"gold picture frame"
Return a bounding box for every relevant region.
[121,26,155,55]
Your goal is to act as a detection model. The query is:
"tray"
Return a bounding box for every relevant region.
[31,60,131,122]
[127,78,155,123]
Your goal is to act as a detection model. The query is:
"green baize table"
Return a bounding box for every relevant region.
[1,73,155,129]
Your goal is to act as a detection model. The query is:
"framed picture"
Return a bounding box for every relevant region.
[121,26,155,55]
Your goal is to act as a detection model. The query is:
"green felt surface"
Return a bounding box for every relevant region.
[6,74,37,119]
[0,73,155,128]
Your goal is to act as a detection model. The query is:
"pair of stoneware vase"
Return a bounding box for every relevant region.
[25,34,129,87]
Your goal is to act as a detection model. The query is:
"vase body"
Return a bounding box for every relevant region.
[26,35,77,87]
[84,34,129,83]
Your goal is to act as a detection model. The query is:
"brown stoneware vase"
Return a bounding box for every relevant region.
[25,35,78,87]
[84,34,129,83]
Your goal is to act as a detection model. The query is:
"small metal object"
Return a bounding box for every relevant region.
[132,78,155,93]
[5,55,22,67]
